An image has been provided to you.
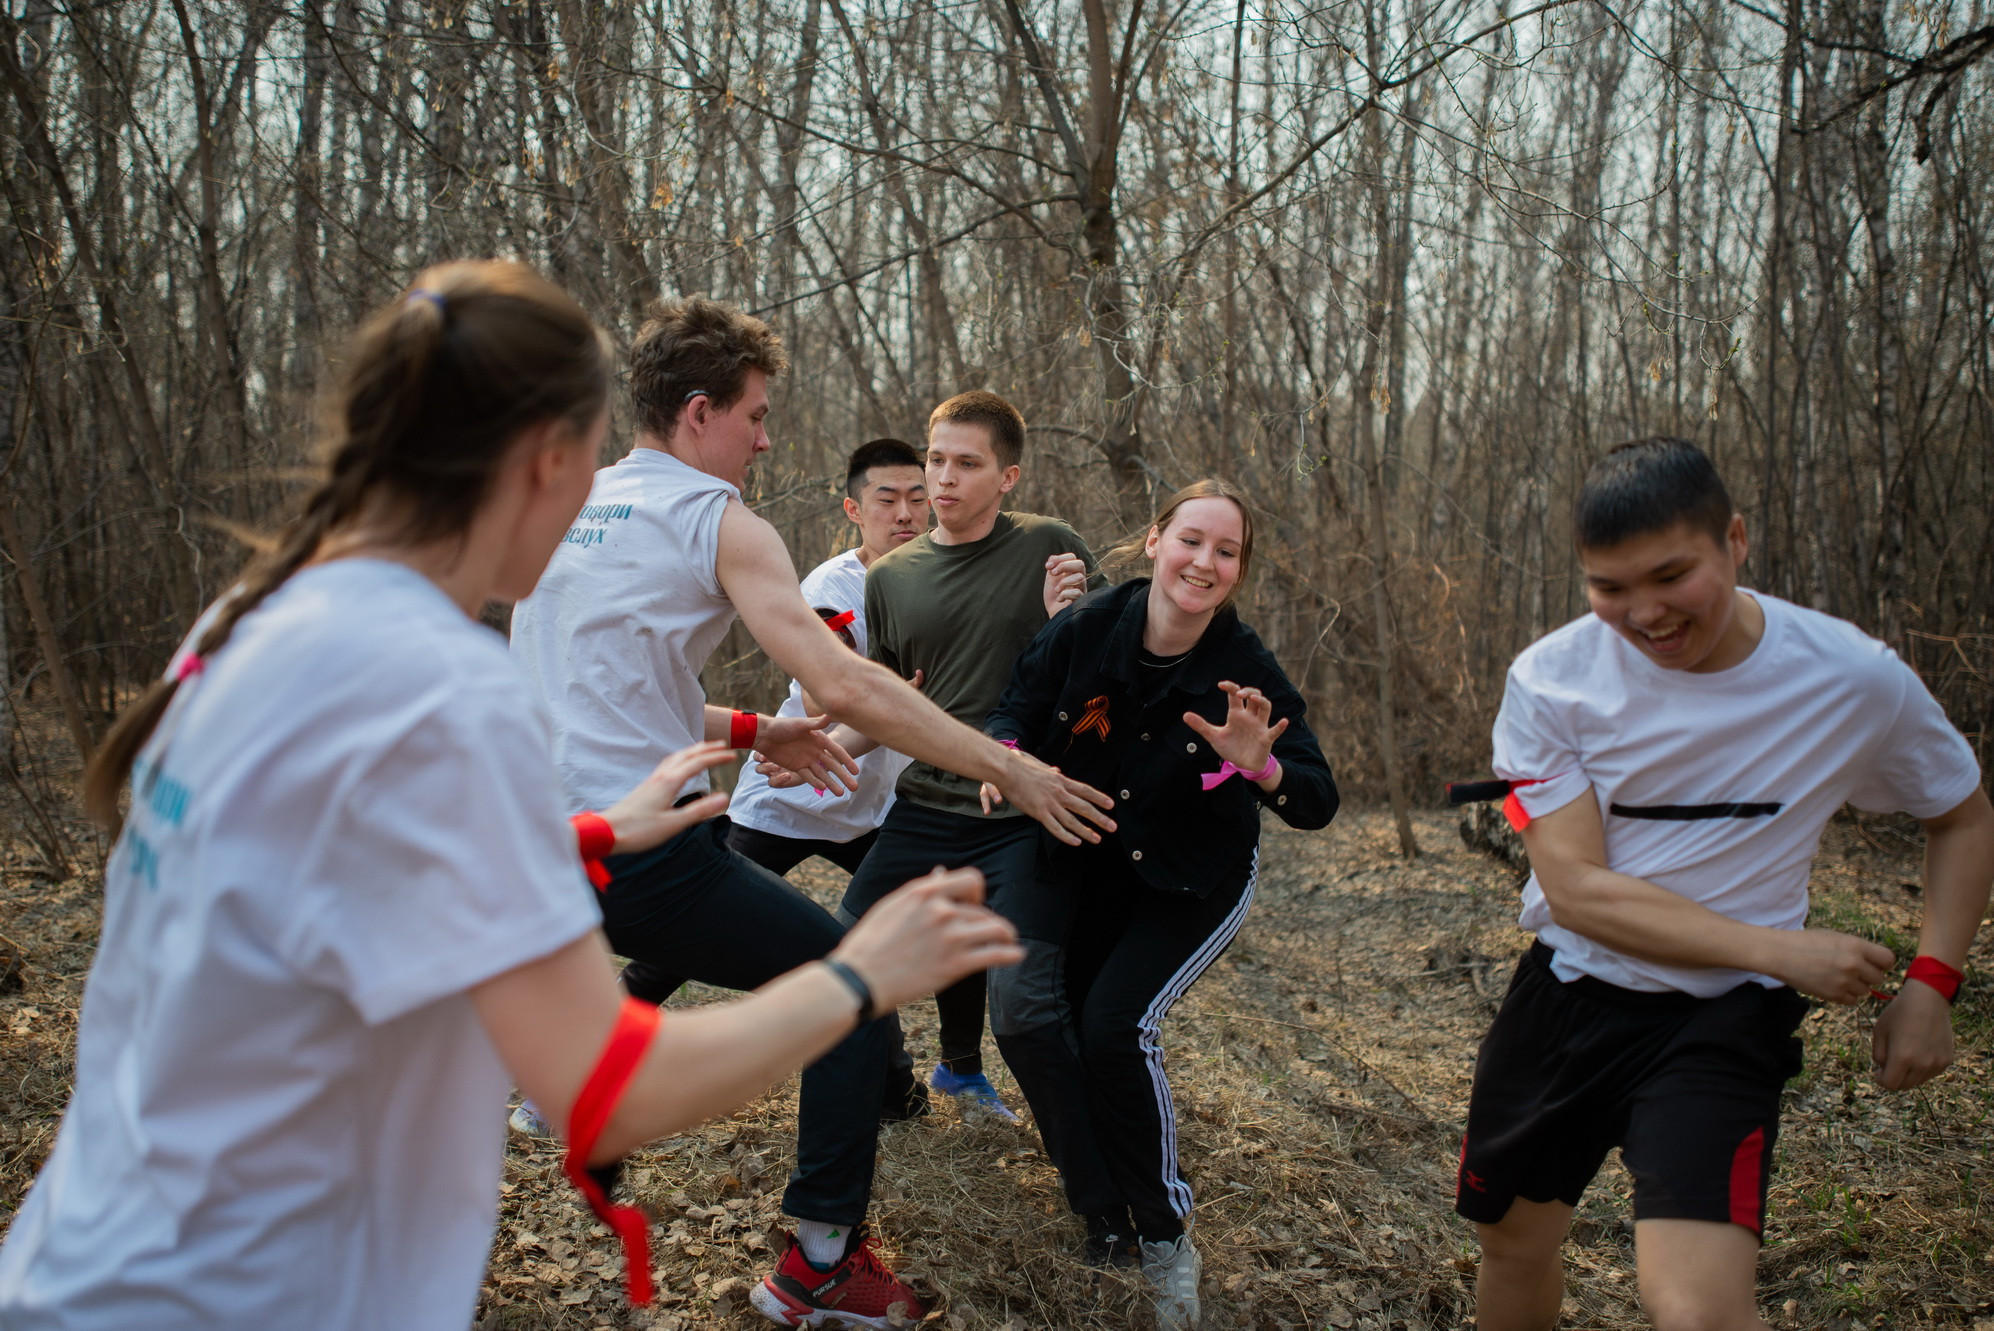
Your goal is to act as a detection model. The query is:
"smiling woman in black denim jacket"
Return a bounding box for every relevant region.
[979,479,1337,1331]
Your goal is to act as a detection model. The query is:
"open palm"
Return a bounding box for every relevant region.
[1183,681,1287,774]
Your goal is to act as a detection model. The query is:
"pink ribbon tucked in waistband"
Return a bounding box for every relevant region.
[1201,753,1278,790]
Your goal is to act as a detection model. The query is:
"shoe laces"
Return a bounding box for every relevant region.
[1142,1237,1198,1297]
[840,1233,905,1289]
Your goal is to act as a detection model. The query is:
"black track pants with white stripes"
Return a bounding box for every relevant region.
[990,853,1256,1241]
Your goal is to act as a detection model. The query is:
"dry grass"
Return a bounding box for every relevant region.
[4,786,1992,1329]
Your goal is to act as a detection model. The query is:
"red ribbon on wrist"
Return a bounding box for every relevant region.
[1905,955,1964,1004]
[1872,955,1965,1005]
[564,997,662,1305]
[729,709,758,750]
[822,609,856,632]
[571,812,615,891]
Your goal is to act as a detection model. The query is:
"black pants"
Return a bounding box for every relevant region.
[988,849,1258,1241]
[724,821,923,1116]
[597,817,883,1226]
[726,822,879,877]
[840,801,1040,1077]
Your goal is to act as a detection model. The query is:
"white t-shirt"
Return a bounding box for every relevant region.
[728,550,911,843]
[1495,591,1981,996]
[511,448,741,813]
[0,560,599,1331]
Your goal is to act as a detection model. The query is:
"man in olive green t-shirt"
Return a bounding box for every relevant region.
[837,390,1105,1120]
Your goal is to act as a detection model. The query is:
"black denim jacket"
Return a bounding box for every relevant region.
[984,578,1338,896]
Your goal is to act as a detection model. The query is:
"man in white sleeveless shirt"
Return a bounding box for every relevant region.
[511,298,1115,1327]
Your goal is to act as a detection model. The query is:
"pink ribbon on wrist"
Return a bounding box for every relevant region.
[1200,753,1279,790]
[998,738,1020,750]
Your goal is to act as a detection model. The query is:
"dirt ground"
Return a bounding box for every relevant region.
[3,806,1992,1329]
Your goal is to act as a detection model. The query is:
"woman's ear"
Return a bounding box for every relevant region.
[1142,524,1161,559]
[519,418,572,492]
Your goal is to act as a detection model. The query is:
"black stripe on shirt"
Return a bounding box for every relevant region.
[1608,802,1783,821]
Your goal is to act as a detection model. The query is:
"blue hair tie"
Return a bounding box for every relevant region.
[407,288,446,312]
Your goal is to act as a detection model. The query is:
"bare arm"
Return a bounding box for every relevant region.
[697,703,859,795]
[473,867,1021,1162]
[787,672,922,762]
[1872,787,1994,1089]
[1524,787,1894,1004]
[715,502,1114,843]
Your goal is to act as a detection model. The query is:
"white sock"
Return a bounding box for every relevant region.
[795,1219,847,1269]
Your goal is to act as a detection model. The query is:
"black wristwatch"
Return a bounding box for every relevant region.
[820,958,879,1024]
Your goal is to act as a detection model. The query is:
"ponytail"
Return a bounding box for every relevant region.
[83,262,611,830]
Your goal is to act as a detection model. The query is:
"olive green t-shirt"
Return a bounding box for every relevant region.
[865,511,1097,816]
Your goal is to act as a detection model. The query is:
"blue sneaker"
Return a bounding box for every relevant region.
[927,1065,1020,1124]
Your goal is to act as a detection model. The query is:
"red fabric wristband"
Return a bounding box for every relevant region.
[1906,955,1964,1004]
[823,609,856,632]
[564,997,663,1305]
[729,709,758,750]
[570,812,615,891]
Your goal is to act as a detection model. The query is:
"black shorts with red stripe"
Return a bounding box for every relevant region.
[1456,942,1808,1236]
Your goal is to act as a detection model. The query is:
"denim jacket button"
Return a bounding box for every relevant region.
[1131,850,1143,862]
[1058,711,1068,721]
[1185,742,1196,753]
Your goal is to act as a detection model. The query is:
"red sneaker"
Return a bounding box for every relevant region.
[750,1226,928,1328]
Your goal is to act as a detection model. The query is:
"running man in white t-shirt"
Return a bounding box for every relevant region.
[724,438,925,880]
[509,299,1115,1328]
[0,263,1020,1331]
[1457,437,1994,1331]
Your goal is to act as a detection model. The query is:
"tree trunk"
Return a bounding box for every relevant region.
[1356,14,1418,858]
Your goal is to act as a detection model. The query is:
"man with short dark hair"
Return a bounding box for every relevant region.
[726,439,928,878]
[1458,436,1994,1331]
[512,304,1114,1327]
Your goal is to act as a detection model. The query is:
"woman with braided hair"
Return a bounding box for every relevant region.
[0,261,1019,1331]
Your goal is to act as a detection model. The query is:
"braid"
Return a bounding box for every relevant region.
[83,260,608,832]
[81,469,368,830]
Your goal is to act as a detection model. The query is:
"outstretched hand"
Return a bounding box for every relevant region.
[599,740,735,855]
[762,674,918,792]
[830,866,1023,1012]
[990,748,1116,845]
[754,713,862,795]
[1183,681,1288,779]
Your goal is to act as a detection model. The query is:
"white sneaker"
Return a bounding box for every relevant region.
[1140,1232,1201,1330]
[509,1100,551,1137]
